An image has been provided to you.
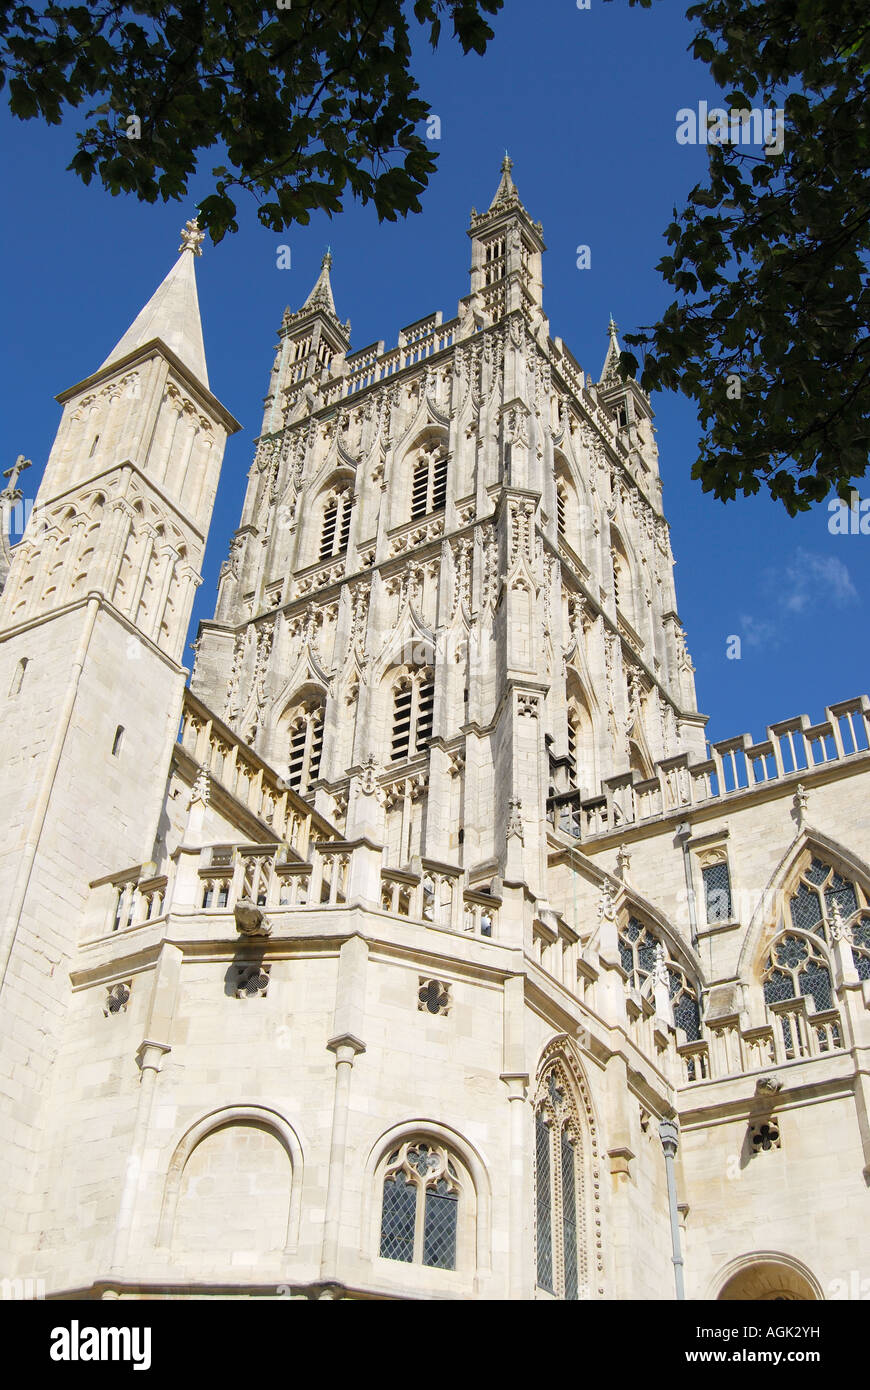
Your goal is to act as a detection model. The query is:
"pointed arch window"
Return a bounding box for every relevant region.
[411,446,448,520]
[566,712,578,783]
[534,1060,589,1300]
[379,1141,462,1270]
[556,481,567,538]
[286,698,325,792]
[390,668,434,762]
[611,546,624,610]
[618,915,701,1041]
[610,534,634,617]
[785,855,869,980]
[756,856,870,1059]
[320,486,352,560]
[564,682,595,797]
[763,933,833,1012]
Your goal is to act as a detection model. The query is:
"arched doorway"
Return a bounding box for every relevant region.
[716,1254,822,1301]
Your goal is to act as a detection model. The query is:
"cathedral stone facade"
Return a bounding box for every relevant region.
[1,166,868,1302]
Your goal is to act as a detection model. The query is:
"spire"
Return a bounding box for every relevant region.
[303,248,338,316]
[99,218,209,387]
[469,153,544,240]
[489,150,520,212]
[281,247,351,347]
[600,315,623,386]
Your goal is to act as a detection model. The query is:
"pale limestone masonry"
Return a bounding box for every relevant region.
[0,167,868,1302]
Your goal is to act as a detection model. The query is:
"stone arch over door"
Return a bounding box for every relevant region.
[713,1252,823,1300]
[157,1104,304,1253]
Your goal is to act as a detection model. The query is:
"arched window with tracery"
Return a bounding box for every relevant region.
[410,444,448,520]
[618,915,701,1041]
[319,485,352,560]
[760,855,869,1056]
[787,856,868,976]
[379,1140,464,1271]
[534,1057,592,1301]
[286,697,325,792]
[763,933,833,1012]
[390,667,434,762]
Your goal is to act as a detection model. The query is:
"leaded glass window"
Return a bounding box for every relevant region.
[762,933,832,1013]
[788,858,865,941]
[379,1141,462,1271]
[617,916,702,1041]
[535,1112,553,1293]
[534,1061,589,1300]
[783,856,870,982]
[702,860,732,923]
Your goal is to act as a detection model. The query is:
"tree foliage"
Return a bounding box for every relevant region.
[614,0,870,513]
[0,1,503,242]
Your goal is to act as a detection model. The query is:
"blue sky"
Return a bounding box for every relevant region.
[1,0,867,746]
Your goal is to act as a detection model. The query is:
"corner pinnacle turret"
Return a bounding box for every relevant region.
[281,248,351,344]
[600,316,623,386]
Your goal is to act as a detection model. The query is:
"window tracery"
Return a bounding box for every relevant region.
[618,916,701,1041]
[534,1060,589,1300]
[379,1141,461,1270]
[782,856,868,980]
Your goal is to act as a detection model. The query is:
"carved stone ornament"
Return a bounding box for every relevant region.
[234,898,273,938]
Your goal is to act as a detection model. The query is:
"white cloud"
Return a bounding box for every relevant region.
[781,548,857,613]
[739,549,856,647]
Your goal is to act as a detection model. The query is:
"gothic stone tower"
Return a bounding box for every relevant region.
[0,222,239,1261]
[191,157,706,908]
[3,166,867,1303]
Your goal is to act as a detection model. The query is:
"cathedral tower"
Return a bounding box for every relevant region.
[2,165,868,1304]
[191,158,705,911]
[0,222,239,1258]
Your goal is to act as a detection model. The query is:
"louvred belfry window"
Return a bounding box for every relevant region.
[286,701,324,792]
[566,714,578,784]
[410,446,448,521]
[320,486,352,559]
[391,669,434,762]
[556,482,567,538]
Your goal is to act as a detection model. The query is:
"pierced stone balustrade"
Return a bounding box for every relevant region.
[547,695,870,844]
[89,865,169,936]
